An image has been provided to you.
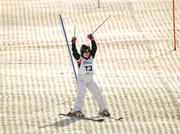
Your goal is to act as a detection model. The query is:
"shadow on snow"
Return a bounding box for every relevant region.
[39,117,78,129]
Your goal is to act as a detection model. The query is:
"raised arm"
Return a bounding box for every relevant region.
[71,37,80,60]
[87,34,97,58]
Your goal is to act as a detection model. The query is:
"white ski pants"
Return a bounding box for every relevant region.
[73,76,106,112]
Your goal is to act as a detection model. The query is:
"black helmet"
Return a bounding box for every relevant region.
[80,44,90,55]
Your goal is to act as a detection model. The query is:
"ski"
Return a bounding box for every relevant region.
[58,113,104,122]
[104,116,123,121]
[92,115,123,121]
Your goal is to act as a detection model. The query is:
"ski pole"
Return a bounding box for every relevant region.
[59,14,78,82]
[98,0,100,8]
[91,16,111,34]
[74,25,76,36]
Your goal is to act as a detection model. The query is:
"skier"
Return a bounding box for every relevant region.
[67,34,110,118]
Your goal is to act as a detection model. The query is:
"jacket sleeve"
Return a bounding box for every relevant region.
[91,40,97,58]
[72,43,80,60]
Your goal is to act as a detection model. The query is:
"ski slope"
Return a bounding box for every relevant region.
[0,0,180,133]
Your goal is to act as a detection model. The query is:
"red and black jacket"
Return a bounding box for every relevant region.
[72,40,97,60]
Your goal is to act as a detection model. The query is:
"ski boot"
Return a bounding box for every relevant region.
[67,110,85,118]
[99,109,110,117]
